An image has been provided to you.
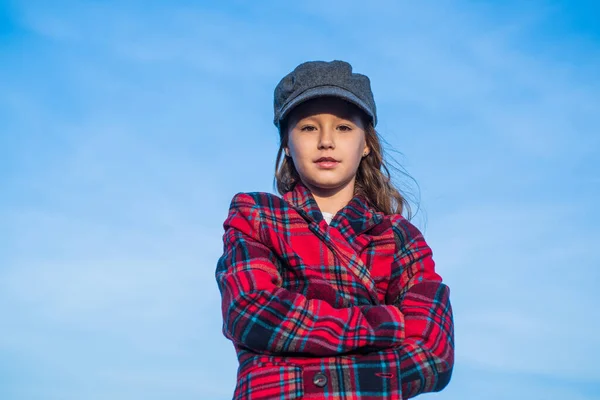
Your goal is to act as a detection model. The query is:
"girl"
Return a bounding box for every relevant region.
[215,60,454,400]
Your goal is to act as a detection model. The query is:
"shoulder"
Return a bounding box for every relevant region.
[227,191,289,214]
[384,215,436,272]
[225,191,292,229]
[386,214,426,245]
[222,192,279,240]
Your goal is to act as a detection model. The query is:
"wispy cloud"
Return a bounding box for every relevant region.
[1,1,599,399]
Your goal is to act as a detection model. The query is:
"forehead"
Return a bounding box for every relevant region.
[287,96,365,123]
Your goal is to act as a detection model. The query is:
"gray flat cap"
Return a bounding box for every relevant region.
[273,60,377,129]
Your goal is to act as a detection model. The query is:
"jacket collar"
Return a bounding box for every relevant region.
[282,180,384,239]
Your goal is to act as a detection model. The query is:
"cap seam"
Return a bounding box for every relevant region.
[278,84,372,123]
[280,83,354,112]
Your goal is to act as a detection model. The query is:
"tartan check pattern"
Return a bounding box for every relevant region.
[215,181,454,399]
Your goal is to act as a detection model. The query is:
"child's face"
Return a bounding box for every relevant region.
[285,97,369,195]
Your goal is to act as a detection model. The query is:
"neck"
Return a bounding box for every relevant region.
[304,179,356,215]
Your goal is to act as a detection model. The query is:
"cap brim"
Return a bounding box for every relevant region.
[277,86,376,127]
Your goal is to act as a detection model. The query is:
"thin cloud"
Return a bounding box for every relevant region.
[1,1,599,399]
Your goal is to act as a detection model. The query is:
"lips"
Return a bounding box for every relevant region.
[315,157,340,169]
[315,157,339,162]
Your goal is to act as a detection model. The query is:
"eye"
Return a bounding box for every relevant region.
[300,125,317,132]
[337,125,352,132]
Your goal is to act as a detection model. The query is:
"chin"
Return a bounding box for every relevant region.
[307,178,349,190]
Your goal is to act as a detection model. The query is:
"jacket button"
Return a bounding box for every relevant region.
[313,372,328,388]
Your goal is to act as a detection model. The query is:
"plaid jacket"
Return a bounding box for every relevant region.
[215,181,454,399]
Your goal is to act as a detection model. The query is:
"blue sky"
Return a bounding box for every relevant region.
[1,1,599,399]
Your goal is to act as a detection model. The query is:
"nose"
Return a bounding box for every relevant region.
[318,126,335,150]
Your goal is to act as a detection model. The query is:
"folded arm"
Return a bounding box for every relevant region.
[215,193,406,356]
[386,216,455,397]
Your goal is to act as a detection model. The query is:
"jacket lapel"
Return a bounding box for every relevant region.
[283,182,385,304]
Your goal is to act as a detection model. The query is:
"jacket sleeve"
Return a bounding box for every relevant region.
[215,193,406,356]
[386,216,455,398]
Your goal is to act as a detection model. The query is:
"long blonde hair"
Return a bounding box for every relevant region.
[273,118,416,218]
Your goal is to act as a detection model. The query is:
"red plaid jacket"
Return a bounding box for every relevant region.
[215,181,454,399]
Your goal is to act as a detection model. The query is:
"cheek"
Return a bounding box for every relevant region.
[289,139,312,160]
[343,138,366,158]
